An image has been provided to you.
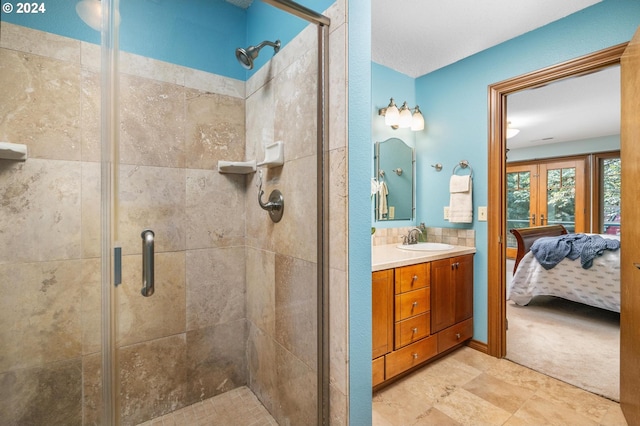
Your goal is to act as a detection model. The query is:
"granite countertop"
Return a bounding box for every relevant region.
[372,243,476,272]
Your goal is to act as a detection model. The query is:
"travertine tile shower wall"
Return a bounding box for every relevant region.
[242,3,349,423]
[0,22,248,425]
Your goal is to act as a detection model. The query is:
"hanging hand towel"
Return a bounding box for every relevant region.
[378,181,389,220]
[449,175,472,223]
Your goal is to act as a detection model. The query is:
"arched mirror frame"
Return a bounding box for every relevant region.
[486,42,628,357]
[374,137,416,222]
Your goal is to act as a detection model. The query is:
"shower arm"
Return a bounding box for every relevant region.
[255,40,280,51]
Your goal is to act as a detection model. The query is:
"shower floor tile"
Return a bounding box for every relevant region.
[137,386,277,426]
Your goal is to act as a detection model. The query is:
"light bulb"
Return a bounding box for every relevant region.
[384,98,400,127]
[411,106,424,131]
[398,102,412,128]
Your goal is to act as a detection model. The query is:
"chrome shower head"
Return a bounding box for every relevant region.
[235,40,281,70]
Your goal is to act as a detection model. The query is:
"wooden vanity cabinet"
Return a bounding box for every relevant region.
[372,269,393,386]
[430,254,474,353]
[372,254,474,388]
[431,255,474,333]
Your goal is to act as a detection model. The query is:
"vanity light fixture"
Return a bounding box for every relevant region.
[378,98,425,131]
[506,121,520,139]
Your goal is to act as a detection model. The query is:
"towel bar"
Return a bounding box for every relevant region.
[452,160,473,177]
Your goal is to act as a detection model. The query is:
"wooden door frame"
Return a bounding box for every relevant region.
[487,43,628,357]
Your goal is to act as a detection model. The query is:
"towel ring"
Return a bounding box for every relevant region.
[452,160,473,177]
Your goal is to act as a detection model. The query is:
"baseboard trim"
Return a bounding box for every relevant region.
[467,339,489,354]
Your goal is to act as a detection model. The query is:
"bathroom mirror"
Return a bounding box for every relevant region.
[374,137,415,221]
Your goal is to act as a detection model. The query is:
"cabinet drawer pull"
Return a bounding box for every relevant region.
[412,327,418,334]
[456,333,461,339]
[412,301,418,307]
[412,275,418,281]
[412,353,419,359]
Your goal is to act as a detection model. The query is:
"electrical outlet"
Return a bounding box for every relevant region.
[444,206,450,220]
[478,206,487,221]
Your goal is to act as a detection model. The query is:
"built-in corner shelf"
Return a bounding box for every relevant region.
[217,141,285,175]
[217,160,256,174]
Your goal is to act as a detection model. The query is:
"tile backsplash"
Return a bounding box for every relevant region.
[372,226,475,248]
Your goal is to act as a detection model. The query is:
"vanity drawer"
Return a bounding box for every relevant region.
[395,287,430,321]
[395,312,430,349]
[437,318,473,353]
[372,356,385,387]
[385,335,437,379]
[395,263,430,294]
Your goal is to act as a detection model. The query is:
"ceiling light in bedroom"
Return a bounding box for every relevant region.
[506,121,520,139]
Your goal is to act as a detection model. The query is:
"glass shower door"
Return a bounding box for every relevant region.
[109,1,326,424]
[109,3,249,422]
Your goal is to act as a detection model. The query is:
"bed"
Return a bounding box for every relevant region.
[508,225,621,313]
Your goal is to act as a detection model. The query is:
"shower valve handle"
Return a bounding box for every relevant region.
[257,172,284,223]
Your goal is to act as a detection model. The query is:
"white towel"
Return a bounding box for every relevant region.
[450,174,470,192]
[449,175,472,223]
[378,181,389,220]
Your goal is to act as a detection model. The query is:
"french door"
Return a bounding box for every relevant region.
[506,158,587,258]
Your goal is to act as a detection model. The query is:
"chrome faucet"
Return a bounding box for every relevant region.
[404,227,423,245]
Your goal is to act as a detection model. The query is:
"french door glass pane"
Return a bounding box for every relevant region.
[507,171,531,249]
[547,167,576,232]
[602,158,621,235]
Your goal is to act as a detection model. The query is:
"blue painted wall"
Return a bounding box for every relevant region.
[414,0,640,343]
[348,0,372,424]
[1,0,333,81]
[371,62,416,228]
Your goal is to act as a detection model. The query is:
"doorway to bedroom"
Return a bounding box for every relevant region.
[502,65,622,401]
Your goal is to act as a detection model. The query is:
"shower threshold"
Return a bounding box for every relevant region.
[136,386,277,425]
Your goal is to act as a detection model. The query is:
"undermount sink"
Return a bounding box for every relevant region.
[396,242,454,251]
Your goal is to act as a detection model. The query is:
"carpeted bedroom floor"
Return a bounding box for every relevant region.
[506,295,620,402]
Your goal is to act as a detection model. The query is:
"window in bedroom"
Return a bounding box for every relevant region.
[506,156,588,259]
[593,151,621,235]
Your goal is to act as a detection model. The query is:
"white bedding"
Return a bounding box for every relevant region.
[508,235,620,312]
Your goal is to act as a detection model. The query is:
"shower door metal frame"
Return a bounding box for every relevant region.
[100,0,121,424]
[262,1,331,424]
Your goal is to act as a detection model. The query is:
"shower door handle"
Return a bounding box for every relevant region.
[141,229,155,297]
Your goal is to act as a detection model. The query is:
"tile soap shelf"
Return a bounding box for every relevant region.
[217,141,284,174]
[0,142,28,161]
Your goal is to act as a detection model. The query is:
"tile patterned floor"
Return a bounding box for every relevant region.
[137,386,277,426]
[373,346,628,426]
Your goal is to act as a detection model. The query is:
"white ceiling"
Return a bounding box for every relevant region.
[226,0,253,8]
[372,0,602,78]
[506,66,620,149]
